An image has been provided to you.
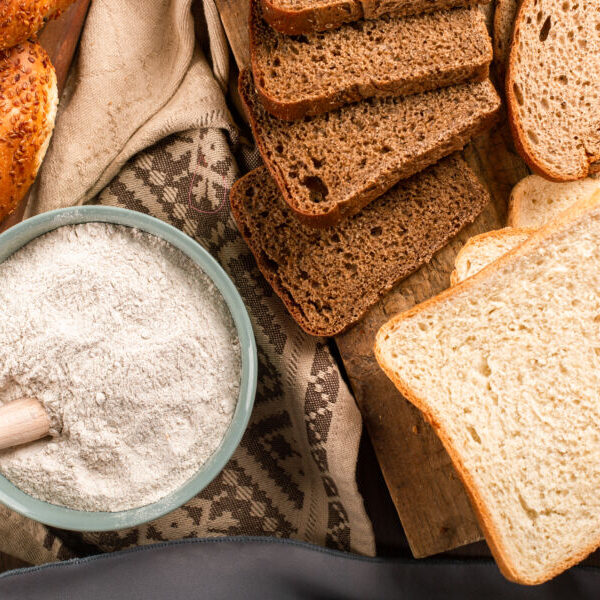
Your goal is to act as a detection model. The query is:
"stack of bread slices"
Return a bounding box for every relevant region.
[232,0,501,336]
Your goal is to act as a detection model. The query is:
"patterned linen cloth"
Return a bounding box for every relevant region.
[0,0,375,564]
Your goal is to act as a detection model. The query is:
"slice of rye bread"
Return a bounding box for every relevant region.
[375,189,600,584]
[239,69,500,227]
[251,1,492,120]
[449,227,532,285]
[261,0,489,35]
[507,0,600,181]
[230,154,490,337]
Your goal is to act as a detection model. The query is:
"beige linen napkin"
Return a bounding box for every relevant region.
[27,0,231,215]
[2,0,375,565]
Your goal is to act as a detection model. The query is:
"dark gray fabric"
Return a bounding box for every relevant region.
[0,537,597,599]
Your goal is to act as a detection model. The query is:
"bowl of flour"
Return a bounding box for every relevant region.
[0,206,257,531]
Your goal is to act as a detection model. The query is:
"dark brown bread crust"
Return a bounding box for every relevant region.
[251,0,492,121]
[261,0,488,34]
[239,69,501,228]
[230,156,490,337]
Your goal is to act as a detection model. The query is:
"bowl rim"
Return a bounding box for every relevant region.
[0,205,257,531]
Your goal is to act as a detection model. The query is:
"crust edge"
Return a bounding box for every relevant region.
[449,226,534,285]
[260,0,489,34]
[238,68,501,228]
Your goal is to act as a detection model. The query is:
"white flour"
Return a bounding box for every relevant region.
[0,223,241,512]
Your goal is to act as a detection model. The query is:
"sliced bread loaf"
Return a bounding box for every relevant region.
[507,0,600,180]
[508,174,600,228]
[230,155,490,336]
[251,1,492,120]
[450,227,532,285]
[375,189,600,584]
[261,0,488,34]
[239,69,500,227]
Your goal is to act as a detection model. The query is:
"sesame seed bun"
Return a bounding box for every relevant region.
[0,40,57,222]
[0,1,76,50]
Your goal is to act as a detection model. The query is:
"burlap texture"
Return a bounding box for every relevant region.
[1,0,375,564]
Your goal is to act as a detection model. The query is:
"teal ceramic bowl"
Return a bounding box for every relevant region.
[0,206,257,531]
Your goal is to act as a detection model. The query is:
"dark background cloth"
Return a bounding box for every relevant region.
[0,536,597,600]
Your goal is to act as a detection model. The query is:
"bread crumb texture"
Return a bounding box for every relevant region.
[508,0,600,179]
[252,0,491,119]
[231,156,489,336]
[452,228,531,284]
[240,69,499,224]
[509,174,600,228]
[377,199,600,583]
[493,0,519,68]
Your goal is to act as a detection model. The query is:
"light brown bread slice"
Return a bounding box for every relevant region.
[507,0,600,180]
[239,69,500,227]
[230,155,490,336]
[451,174,600,285]
[375,189,600,584]
[492,0,519,79]
[508,174,600,228]
[251,1,492,120]
[261,0,488,34]
[450,227,532,285]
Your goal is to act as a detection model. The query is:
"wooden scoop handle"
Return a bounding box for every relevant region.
[0,399,51,451]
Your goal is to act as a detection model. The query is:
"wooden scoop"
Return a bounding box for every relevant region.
[0,399,51,451]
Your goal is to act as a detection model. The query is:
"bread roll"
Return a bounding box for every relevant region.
[0,1,75,50]
[0,40,57,222]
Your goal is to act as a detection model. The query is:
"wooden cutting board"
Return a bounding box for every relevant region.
[214,0,529,558]
[0,0,91,233]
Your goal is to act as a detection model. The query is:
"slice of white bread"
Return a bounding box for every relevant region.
[451,175,600,286]
[375,190,600,584]
[506,0,600,180]
[508,174,600,228]
[450,228,532,285]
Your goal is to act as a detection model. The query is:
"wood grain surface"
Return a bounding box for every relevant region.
[0,0,91,233]
[214,0,532,558]
[215,0,250,68]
